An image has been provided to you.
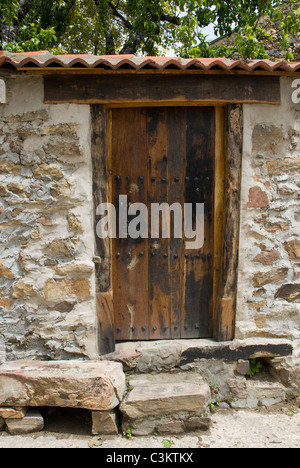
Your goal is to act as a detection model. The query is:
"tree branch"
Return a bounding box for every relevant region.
[103,2,180,55]
[159,12,180,25]
[119,31,146,54]
[108,1,133,30]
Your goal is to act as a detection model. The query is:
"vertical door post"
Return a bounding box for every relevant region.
[91,105,115,355]
[214,104,243,342]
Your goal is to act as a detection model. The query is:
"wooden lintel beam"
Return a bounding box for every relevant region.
[44,74,280,105]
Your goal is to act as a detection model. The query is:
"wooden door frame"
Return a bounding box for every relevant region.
[92,102,243,355]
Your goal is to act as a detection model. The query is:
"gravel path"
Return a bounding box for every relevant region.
[0,407,299,449]
[202,410,300,448]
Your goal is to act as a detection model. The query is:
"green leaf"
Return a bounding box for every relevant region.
[1,0,298,59]
[162,439,174,448]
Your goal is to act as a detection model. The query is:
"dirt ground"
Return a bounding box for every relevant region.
[0,403,300,449]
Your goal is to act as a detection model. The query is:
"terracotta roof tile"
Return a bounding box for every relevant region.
[0,51,299,72]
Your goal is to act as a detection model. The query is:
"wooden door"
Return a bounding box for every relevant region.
[109,106,215,341]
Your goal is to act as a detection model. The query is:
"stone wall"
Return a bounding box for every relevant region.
[0,72,299,364]
[237,77,300,363]
[0,74,98,361]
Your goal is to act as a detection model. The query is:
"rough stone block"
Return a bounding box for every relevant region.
[122,413,212,437]
[55,262,94,276]
[253,267,288,288]
[247,186,269,209]
[284,239,300,260]
[253,250,281,266]
[185,417,211,432]
[0,361,126,411]
[227,378,248,399]
[231,378,286,409]
[33,163,63,180]
[268,360,300,393]
[236,360,250,376]
[122,417,158,437]
[0,407,27,419]
[135,341,182,372]
[102,342,142,371]
[247,379,286,407]
[157,420,185,435]
[12,280,35,299]
[5,409,44,435]
[120,381,211,420]
[275,284,300,302]
[267,155,300,176]
[44,278,90,300]
[252,125,284,154]
[0,261,13,278]
[92,410,119,435]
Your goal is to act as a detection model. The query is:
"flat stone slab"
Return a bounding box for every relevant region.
[128,371,206,388]
[0,360,126,411]
[5,409,44,435]
[120,381,210,420]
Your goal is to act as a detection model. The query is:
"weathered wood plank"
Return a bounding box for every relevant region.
[96,292,114,355]
[147,108,171,340]
[91,105,115,355]
[214,104,243,342]
[45,74,281,105]
[180,341,293,365]
[183,107,215,338]
[167,107,186,339]
[91,105,111,292]
[110,108,149,341]
[213,107,225,323]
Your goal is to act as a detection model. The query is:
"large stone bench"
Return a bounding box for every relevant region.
[0,360,126,435]
[0,360,125,411]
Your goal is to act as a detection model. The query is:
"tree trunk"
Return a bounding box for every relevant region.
[119,31,146,55]
[105,30,116,55]
[0,0,33,47]
[0,24,19,47]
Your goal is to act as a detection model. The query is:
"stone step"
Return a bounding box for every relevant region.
[120,374,211,436]
[0,360,126,411]
[230,377,287,409]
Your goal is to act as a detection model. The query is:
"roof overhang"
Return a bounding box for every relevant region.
[1,51,300,76]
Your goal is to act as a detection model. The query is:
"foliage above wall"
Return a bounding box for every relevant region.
[0,1,299,60]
